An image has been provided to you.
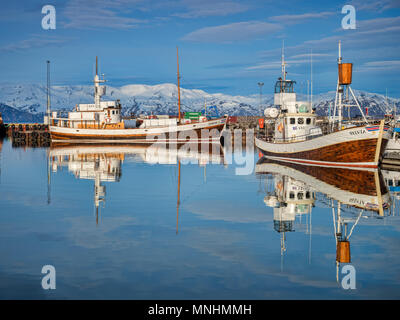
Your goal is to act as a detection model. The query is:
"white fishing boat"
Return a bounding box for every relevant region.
[49,52,227,143]
[255,42,391,169]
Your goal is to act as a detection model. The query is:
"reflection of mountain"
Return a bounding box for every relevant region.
[49,143,226,224]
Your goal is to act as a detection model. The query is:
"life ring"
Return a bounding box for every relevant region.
[105,117,111,123]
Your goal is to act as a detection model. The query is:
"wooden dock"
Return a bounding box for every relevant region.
[382,152,400,171]
[5,123,51,147]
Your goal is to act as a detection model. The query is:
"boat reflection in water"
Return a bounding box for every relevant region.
[382,168,400,208]
[255,157,391,280]
[48,143,226,225]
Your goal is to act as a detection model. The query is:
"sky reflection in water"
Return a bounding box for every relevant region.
[0,138,400,299]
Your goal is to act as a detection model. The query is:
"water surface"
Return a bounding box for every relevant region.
[0,138,399,299]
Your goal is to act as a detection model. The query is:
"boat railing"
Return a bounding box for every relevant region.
[50,117,110,129]
[257,121,372,143]
[262,133,324,143]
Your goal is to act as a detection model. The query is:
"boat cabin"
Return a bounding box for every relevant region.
[68,100,123,129]
[267,78,322,142]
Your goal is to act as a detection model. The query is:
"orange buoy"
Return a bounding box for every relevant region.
[258,118,264,129]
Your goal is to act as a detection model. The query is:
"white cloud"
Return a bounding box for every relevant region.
[182,21,282,43]
[171,0,249,18]
[246,58,319,71]
[360,60,400,71]
[0,35,69,52]
[62,0,147,29]
[290,53,334,59]
[269,11,335,25]
[349,0,400,12]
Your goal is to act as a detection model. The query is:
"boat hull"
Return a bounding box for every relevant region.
[50,118,227,143]
[255,124,391,168]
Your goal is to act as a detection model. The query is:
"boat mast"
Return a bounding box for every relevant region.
[94,56,105,109]
[281,40,286,81]
[338,41,343,129]
[310,49,313,109]
[334,41,368,128]
[177,47,181,123]
[46,60,51,125]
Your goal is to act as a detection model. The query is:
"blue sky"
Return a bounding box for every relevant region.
[0,0,400,96]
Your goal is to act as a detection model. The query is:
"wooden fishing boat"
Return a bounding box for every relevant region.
[49,52,227,143]
[255,42,391,168]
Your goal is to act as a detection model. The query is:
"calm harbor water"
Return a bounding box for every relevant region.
[0,137,400,299]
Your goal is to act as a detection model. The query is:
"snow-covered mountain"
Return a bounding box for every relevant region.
[0,83,259,119]
[0,82,399,122]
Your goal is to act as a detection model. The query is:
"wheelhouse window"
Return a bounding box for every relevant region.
[306,118,311,125]
[289,192,295,199]
[290,118,295,124]
[274,79,296,93]
[298,118,304,125]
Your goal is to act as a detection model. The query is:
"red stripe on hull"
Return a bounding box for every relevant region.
[270,157,377,168]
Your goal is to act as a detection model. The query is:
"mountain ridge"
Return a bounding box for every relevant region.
[0,83,399,122]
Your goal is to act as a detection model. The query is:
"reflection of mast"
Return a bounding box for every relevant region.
[374,170,384,216]
[94,169,106,226]
[47,150,51,204]
[176,160,181,235]
[332,199,363,282]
